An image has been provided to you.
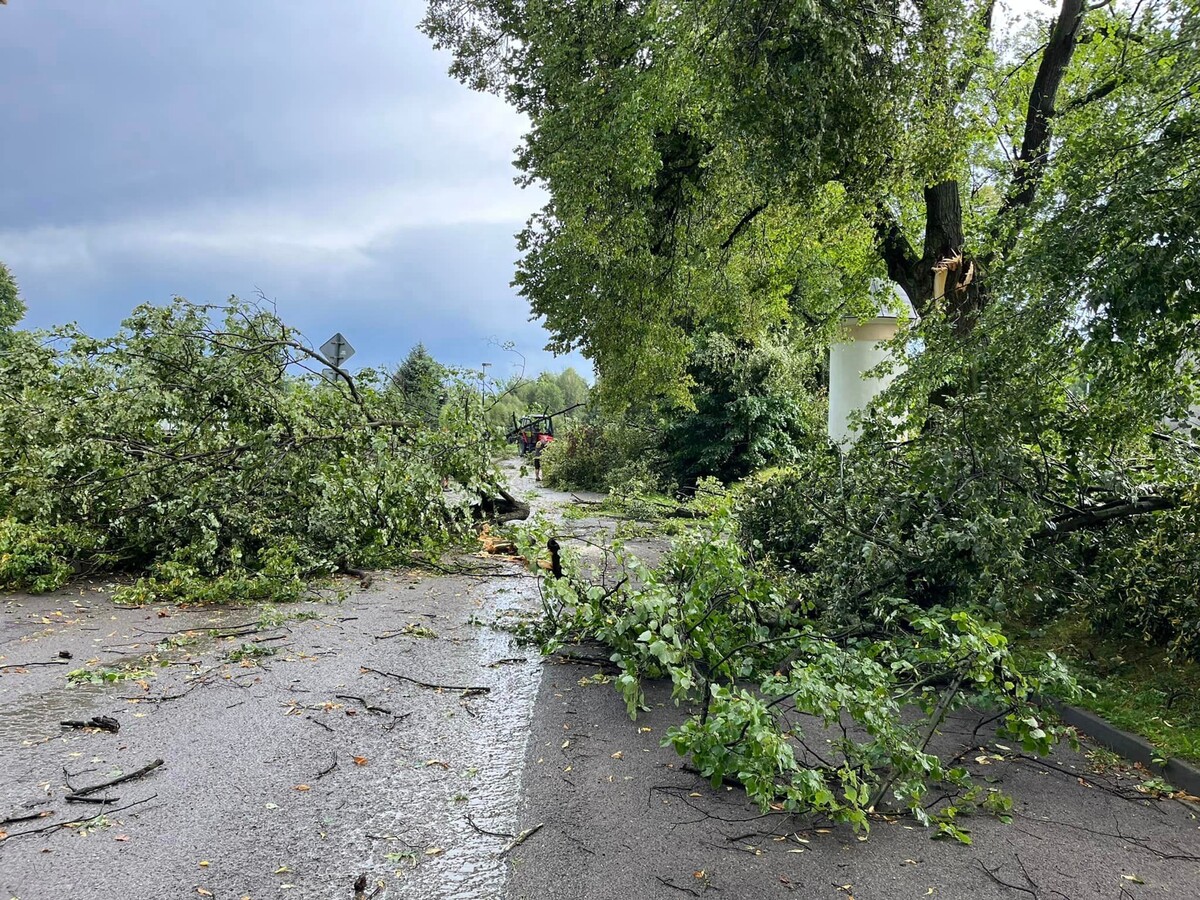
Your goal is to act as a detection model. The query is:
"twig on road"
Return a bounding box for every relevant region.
[65,758,163,801]
[465,812,514,839]
[1009,753,1151,802]
[498,822,544,856]
[119,687,195,702]
[0,660,68,670]
[979,859,1038,898]
[1,809,53,826]
[1015,811,1200,861]
[313,752,338,780]
[2,794,156,840]
[335,694,392,714]
[656,876,701,896]
[305,715,335,733]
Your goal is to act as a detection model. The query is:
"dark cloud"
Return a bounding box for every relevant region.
[0,0,585,376]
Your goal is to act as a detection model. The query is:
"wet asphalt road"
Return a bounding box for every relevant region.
[0,564,546,899]
[2,463,1200,899]
[510,671,1200,900]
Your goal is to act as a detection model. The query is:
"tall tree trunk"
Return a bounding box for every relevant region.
[874,180,980,332]
[920,181,983,336]
[874,0,1085,336]
[1004,0,1087,218]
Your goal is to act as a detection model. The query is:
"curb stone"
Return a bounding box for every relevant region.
[1049,701,1200,798]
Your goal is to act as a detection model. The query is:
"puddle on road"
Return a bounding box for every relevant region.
[0,637,223,747]
[0,681,111,745]
[357,577,545,899]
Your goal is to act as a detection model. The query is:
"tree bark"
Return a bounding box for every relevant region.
[875,181,981,332]
[1033,496,1176,542]
[874,204,923,311]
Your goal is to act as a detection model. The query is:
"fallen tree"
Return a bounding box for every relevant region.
[519,500,1077,842]
[0,295,503,602]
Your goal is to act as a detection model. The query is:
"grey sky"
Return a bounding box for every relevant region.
[0,0,580,379]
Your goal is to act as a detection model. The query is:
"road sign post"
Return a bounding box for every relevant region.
[320,333,355,367]
[319,333,355,384]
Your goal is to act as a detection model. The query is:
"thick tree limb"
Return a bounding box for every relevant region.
[719,202,768,251]
[921,181,968,308]
[475,486,530,523]
[1035,496,1175,541]
[873,205,924,312]
[1058,75,1121,115]
[1002,0,1087,218]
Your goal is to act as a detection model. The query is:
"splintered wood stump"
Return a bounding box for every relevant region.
[474,487,530,524]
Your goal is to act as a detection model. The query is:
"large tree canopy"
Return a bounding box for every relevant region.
[424,0,1197,411]
[424,0,906,400]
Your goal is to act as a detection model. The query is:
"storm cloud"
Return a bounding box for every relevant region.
[0,0,579,378]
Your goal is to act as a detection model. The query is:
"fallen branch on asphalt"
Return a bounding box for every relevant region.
[334,694,392,714]
[0,660,68,670]
[465,812,514,839]
[550,652,622,673]
[0,809,53,826]
[341,565,374,589]
[209,622,266,639]
[61,715,120,733]
[118,688,193,703]
[978,857,1038,898]
[484,657,527,668]
[65,758,163,801]
[407,555,532,579]
[1,795,157,840]
[313,752,338,780]
[360,666,490,697]
[656,876,701,897]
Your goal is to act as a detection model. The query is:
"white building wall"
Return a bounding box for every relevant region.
[828,318,902,446]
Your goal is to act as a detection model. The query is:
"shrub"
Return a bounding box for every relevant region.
[542,419,662,492]
[0,298,498,601]
[736,461,831,572]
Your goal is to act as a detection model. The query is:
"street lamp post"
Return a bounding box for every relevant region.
[480,362,492,430]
